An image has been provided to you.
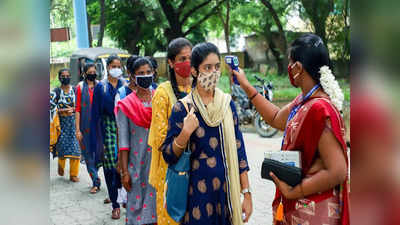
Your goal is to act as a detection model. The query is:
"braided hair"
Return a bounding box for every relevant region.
[167,37,192,99]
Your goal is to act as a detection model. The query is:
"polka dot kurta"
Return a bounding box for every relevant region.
[162,100,249,225]
[116,108,157,225]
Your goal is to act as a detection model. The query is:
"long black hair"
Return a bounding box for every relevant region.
[131,57,153,75]
[167,37,192,99]
[83,63,95,74]
[106,54,121,67]
[146,56,158,82]
[82,63,96,81]
[58,68,70,80]
[126,55,140,74]
[190,42,220,87]
[289,33,332,83]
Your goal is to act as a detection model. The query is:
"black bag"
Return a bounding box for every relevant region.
[261,158,302,187]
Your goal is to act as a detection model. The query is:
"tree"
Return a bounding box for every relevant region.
[218,0,231,54]
[229,0,291,75]
[105,0,165,55]
[157,0,226,43]
[300,0,334,44]
[50,0,74,28]
[97,0,106,46]
[325,0,350,61]
[260,0,289,75]
[86,0,95,47]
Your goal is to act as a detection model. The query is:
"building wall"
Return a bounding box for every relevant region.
[50,62,70,80]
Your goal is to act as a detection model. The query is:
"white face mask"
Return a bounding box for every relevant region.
[109,68,123,78]
[198,70,221,92]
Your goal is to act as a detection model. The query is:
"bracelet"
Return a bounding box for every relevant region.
[121,172,129,177]
[174,139,186,149]
[249,92,258,101]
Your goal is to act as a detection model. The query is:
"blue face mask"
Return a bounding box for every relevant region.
[135,74,153,89]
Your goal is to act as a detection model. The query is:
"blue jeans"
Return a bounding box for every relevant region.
[82,147,101,187]
[103,167,121,209]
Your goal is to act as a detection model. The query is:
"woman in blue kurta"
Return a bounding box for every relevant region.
[90,55,126,220]
[162,42,253,225]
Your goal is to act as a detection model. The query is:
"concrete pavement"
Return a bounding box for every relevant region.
[50,132,282,225]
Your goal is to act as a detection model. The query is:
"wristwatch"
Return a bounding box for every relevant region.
[241,187,252,195]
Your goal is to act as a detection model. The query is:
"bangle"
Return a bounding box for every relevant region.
[121,172,129,177]
[249,92,258,101]
[174,139,186,149]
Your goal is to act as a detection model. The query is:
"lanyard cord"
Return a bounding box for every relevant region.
[281,84,321,148]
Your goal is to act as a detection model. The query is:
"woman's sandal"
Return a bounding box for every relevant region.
[89,186,99,194]
[70,176,80,182]
[111,208,120,220]
[104,198,111,204]
[58,166,64,176]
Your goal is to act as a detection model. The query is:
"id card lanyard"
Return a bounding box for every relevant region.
[281,84,321,148]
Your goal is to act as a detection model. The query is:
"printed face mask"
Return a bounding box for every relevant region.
[198,70,221,92]
[174,61,191,78]
[135,74,153,89]
[109,68,123,78]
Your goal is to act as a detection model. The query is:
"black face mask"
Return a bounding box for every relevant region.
[135,74,153,89]
[86,73,97,81]
[60,77,70,85]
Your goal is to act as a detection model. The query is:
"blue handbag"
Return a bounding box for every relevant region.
[165,100,191,222]
[165,147,191,222]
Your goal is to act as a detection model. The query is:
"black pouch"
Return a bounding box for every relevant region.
[261,158,302,187]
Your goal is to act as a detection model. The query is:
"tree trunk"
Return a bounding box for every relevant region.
[260,0,288,75]
[159,0,225,43]
[300,0,333,45]
[97,0,106,47]
[165,27,185,44]
[225,0,230,54]
[264,26,285,75]
[313,20,327,44]
[128,39,140,55]
[87,12,93,47]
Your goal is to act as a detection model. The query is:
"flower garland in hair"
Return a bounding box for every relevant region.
[319,66,344,111]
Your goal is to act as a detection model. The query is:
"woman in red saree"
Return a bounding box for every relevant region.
[231,33,349,225]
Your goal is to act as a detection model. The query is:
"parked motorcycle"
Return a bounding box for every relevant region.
[231,75,279,138]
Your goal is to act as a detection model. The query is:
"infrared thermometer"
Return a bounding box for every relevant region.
[225,55,240,85]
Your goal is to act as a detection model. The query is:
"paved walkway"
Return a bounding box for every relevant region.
[50,133,282,225]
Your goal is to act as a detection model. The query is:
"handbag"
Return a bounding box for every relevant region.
[50,109,61,157]
[165,100,191,222]
[261,158,302,187]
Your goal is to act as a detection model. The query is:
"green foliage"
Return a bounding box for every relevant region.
[49,0,350,80]
[50,77,60,89]
[104,0,168,55]
[50,0,74,28]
